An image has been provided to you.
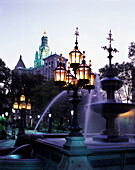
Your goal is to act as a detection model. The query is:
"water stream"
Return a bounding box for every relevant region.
[9,144,30,155]
[84,89,94,139]
[34,90,66,132]
[84,75,103,139]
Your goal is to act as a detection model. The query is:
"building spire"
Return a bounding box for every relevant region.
[15,55,26,69]
[43,28,46,37]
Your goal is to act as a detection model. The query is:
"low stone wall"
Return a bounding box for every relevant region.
[87,146,135,169]
[15,134,135,170]
[34,139,62,170]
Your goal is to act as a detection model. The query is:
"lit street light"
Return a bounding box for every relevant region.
[13,88,31,135]
[54,28,96,137]
[48,113,52,133]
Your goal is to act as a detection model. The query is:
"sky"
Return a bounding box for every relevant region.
[0,0,135,73]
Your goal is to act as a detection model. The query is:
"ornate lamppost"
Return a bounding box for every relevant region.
[48,113,52,133]
[54,28,96,149]
[5,112,8,129]
[11,108,16,139]
[29,115,33,129]
[37,115,40,131]
[13,89,31,135]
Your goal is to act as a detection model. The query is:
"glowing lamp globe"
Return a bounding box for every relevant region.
[77,52,90,85]
[19,102,26,110]
[27,103,31,110]
[26,99,31,110]
[69,48,82,69]
[13,102,18,110]
[84,71,96,90]
[54,54,67,86]
[66,72,74,84]
[19,103,22,110]
[20,94,25,102]
[21,102,26,109]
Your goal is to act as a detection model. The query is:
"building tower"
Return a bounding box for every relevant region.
[34,29,50,68]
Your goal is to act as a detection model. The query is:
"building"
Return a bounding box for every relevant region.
[44,53,68,80]
[14,55,33,75]
[14,29,68,79]
[34,29,50,68]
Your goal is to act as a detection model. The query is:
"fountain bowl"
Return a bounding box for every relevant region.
[90,102,135,115]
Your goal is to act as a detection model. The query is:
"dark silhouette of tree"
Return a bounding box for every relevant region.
[128,42,135,102]
[0,58,11,114]
[99,62,134,103]
[11,72,66,126]
[128,42,135,64]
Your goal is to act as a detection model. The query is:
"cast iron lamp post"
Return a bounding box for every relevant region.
[54,27,96,137]
[5,112,8,130]
[13,90,31,135]
[11,108,16,139]
[37,115,40,119]
[48,113,52,133]
[5,112,8,118]
[37,115,40,131]
[29,115,33,128]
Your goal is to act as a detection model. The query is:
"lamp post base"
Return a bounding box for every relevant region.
[63,135,87,150]
[59,136,90,170]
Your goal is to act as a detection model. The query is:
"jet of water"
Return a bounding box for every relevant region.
[84,75,103,139]
[94,75,103,102]
[84,90,94,139]
[34,90,66,132]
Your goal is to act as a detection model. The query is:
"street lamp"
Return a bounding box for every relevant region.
[37,115,41,131]
[37,115,40,119]
[5,112,8,117]
[29,115,32,128]
[54,27,96,137]
[13,89,31,135]
[71,110,74,117]
[11,108,16,139]
[48,113,52,133]
[5,112,8,130]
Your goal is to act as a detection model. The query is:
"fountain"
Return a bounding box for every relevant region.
[90,30,135,142]
[3,29,135,170]
[84,75,105,138]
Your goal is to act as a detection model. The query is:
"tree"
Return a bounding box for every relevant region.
[128,42,135,65]
[11,71,46,109]
[0,58,11,114]
[31,80,60,115]
[11,72,67,127]
[11,71,46,98]
[99,62,134,103]
[128,42,135,102]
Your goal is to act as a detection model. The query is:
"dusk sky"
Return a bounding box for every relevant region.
[0,0,134,73]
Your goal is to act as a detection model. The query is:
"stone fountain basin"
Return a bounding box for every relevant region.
[90,102,135,115]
